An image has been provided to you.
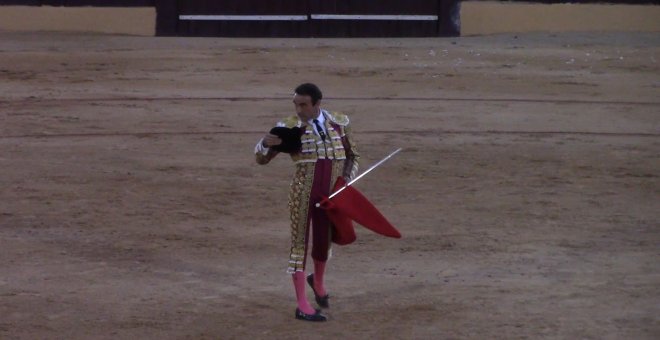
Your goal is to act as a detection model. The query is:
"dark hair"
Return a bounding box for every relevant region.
[294,83,323,105]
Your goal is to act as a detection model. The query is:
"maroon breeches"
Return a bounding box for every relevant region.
[305,159,333,262]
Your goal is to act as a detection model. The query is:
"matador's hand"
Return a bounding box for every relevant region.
[262,133,282,147]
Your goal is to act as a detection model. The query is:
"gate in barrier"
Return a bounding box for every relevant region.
[157,0,461,37]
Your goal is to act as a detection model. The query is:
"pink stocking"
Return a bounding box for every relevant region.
[313,259,328,297]
[292,272,315,314]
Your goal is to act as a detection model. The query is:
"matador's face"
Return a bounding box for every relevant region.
[293,94,320,122]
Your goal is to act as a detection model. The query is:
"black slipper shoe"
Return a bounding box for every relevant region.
[307,273,330,308]
[295,308,327,322]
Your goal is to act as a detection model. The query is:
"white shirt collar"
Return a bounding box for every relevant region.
[308,109,326,135]
[308,110,325,125]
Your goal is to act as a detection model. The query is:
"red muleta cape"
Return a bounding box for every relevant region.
[318,176,401,245]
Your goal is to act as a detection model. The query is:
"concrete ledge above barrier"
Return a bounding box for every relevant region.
[462,2,660,36]
[0,6,155,36]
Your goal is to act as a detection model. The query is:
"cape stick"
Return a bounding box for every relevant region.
[316,148,402,208]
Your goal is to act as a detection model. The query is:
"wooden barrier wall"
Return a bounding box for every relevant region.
[0,0,460,37]
[1,1,658,36]
[0,0,153,5]
[160,0,461,37]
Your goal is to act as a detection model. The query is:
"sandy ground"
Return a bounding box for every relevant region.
[0,31,658,339]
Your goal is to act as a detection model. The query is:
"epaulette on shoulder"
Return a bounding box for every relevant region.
[276,115,302,128]
[326,111,349,126]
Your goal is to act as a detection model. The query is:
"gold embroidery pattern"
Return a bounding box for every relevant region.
[291,124,346,163]
[287,162,315,273]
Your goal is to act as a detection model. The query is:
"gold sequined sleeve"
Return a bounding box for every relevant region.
[341,124,360,180]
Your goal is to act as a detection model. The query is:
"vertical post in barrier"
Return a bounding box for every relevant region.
[155,0,177,36]
[439,0,461,37]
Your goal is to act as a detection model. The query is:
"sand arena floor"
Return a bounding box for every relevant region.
[0,31,658,339]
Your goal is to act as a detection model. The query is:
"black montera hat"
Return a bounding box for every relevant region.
[269,126,303,154]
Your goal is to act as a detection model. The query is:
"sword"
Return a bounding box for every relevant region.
[316,148,402,207]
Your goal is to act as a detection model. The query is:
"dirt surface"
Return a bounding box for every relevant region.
[1,31,658,339]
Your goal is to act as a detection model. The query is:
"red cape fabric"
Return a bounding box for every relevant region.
[319,177,401,245]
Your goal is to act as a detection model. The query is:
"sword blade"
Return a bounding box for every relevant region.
[326,147,402,200]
